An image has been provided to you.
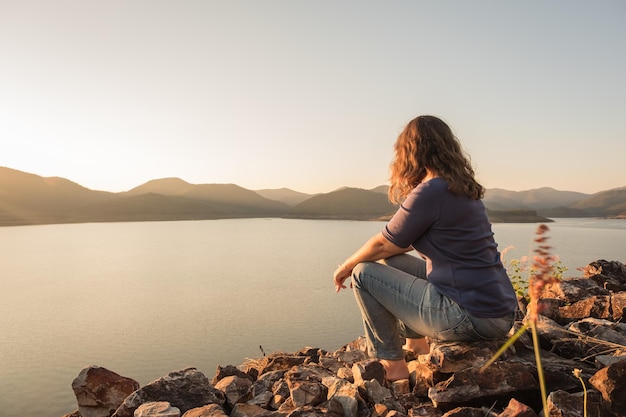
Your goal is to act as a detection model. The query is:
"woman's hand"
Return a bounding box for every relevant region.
[333,232,410,293]
[333,263,353,293]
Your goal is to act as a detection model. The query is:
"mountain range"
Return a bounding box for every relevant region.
[1,166,624,227]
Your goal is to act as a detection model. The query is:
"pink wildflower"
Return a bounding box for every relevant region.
[527,224,559,322]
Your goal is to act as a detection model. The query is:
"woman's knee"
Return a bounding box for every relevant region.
[351,261,373,289]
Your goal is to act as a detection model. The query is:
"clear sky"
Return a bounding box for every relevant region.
[1,1,624,194]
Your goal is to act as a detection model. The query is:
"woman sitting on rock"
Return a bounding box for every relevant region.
[333,115,517,381]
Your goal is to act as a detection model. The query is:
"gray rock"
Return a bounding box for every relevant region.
[112,368,224,417]
[546,390,603,417]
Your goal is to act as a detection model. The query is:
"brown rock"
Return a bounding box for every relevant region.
[134,402,181,417]
[181,403,228,417]
[284,366,330,408]
[611,292,626,321]
[428,341,504,374]
[497,398,537,417]
[589,359,626,408]
[439,407,483,417]
[352,359,385,386]
[257,354,307,374]
[214,375,252,407]
[210,365,255,385]
[559,295,611,320]
[71,365,139,417]
[229,403,271,417]
[408,404,443,416]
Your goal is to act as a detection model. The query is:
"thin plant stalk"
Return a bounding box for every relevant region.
[531,322,548,413]
[481,224,558,417]
[573,368,588,417]
[479,322,529,371]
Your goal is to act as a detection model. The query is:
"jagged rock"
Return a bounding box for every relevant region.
[545,390,603,417]
[584,260,626,292]
[439,407,484,417]
[568,318,626,346]
[250,369,286,397]
[211,365,255,386]
[112,368,225,417]
[361,378,392,403]
[319,356,345,374]
[335,350,369,368]
[229,403,271,417]
[596,354,626,368]
[409,358,446,398]
[134,402,181,417]
[589,359,626,409]
[336,366,353,382]
[71,365,139,417]
[428,341,503,374]
[559,295,611,321]
[407,404,443,416]
[61,411,81,417]
[213,375,252,407]
[181,404,228,417]
[284,366,329,408]
[534,314,615,360]
[390,379,410,396]
[270,378,291,409]
[322,376,360,417]
[352,359,385,386]
[497,398,537,417]
[428,360,537,409]
[611,292,626,321]
[542,277,611,302]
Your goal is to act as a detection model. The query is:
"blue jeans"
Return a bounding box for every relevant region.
[351,254,514,360]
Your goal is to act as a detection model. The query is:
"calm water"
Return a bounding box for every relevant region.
[0,218,623,417]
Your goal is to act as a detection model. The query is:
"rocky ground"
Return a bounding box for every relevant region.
[63,259,626,417]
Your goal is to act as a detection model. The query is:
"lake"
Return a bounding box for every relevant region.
[0,218,624,417]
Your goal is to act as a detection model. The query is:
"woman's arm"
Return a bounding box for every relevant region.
[333,232,410,292]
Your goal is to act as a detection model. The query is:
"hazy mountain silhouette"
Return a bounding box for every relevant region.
[484,187,590,210]
[254,188,315,206]
[0,166,624,226]
[0,167,115,225]
[126,178,290,213]
[570,187,626,216]
[287,187,397,220]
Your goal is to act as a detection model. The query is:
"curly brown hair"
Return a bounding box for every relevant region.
[388,115,484,204]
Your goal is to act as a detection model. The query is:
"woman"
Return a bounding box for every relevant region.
[333,115,517,381]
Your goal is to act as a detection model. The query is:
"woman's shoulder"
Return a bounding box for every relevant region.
[404,178,448,207]
[414,177,448,194]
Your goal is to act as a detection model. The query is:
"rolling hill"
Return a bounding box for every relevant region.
[287,187,397,220]
[0,166,624,226]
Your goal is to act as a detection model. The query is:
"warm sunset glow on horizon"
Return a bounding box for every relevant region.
[1,1,625,195]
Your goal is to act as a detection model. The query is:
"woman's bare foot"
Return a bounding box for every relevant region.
[379,359,409,381]
[403,337,430,355]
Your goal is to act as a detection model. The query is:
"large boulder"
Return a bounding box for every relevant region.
[112,368,224,417]
[71,365,139,417]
